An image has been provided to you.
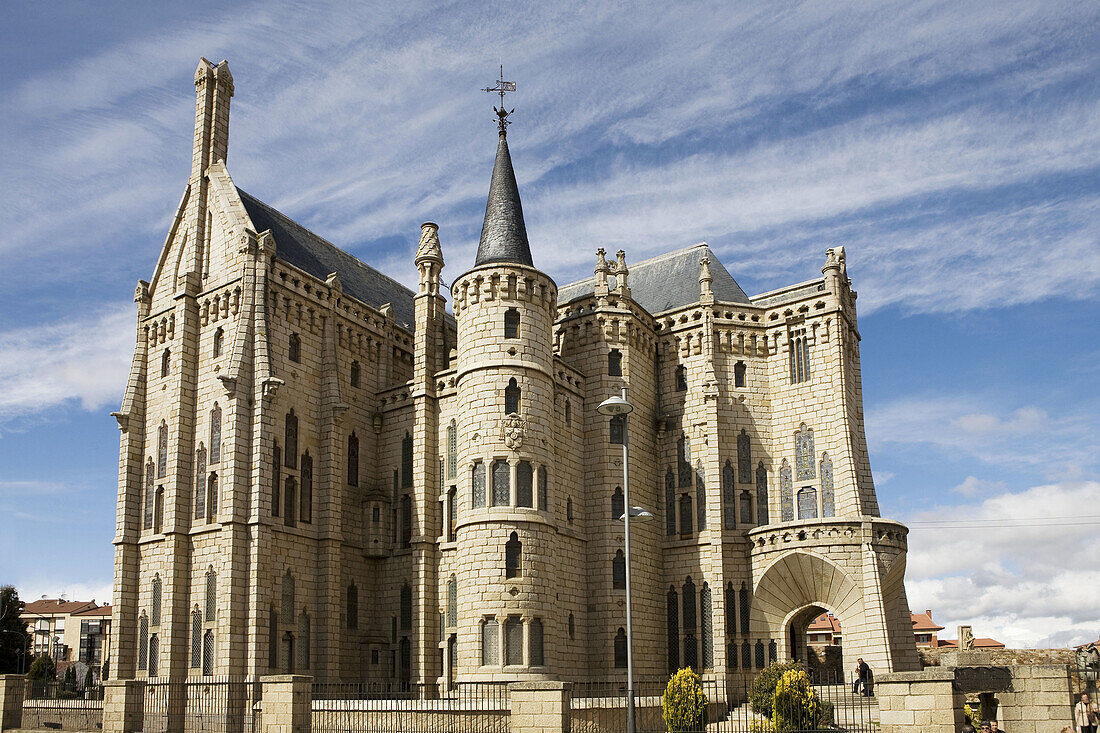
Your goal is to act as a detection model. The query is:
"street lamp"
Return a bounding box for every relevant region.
[598,388,650,733]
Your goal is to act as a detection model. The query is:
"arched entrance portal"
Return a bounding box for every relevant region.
[787,605,844,684]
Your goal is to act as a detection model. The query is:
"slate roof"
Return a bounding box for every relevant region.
[559,243,751,314]
[238,189,416,330]
[474,132,533,267]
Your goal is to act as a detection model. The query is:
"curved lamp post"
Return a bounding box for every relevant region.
[598,389,651,733]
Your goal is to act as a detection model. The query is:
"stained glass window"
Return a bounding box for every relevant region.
[679,494,693,537]
[492,460,509,506]
[194,445,207,520]
[755,640,765,669]
[151,575,162,626]
[209,404,221,463]
[797,486,818,520]
[346,433,358,487]
[190,610,202,668]
[148,635,159,677]
[482,618,498,665]
[684,633,698,671]
[795,424,816,480]
[472,462,486,508]
[737,430,752,483]
[272,442,281,517]
[725,582,736,638]
[144,460,155,530]
[401,495,412,548]
[281,571,294,624]
[505,617,523,666]
[138,614,148,670]
[402,433,413,488]
[739,582,750,635]
[821,453,835,518]
[740,490,753,525]
[516,461,533,507]
[297,613,310,670]
[696,462,706,531]
[529,618,544,666]
[682,577,697,631]
[678,434,692,487]
[701,583,713,670]
[503,309,520,339]
[608,349,622,376]
[157,422,168,478]
[300,452,312,523]
[205,569,216,620]
[284,411,297,469]
[203,630,215,675]
[723,460,736,530]
[284,477,297,526]
[447,576,457,628]
[780,460,794,522]
[756,463,770,525]
[610,414,625,444]
[665,469,676,536]
[447,421,457,479]
[537,466,548,510]
[667,587,679,673]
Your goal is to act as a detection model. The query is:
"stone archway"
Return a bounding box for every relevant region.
[786,604,845,684]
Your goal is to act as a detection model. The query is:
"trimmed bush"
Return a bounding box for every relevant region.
[662,668,708,733]
[27,654,56,681]
[772,668,822,733]
[749,660,804,719]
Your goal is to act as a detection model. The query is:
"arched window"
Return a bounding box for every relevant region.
[471,462,486,508]
[733,489,750,526]
[346,584,358,630]
[666,587,679,673]
[212,328,223,358]
[281,571,295,625]
[194,444,207,520]
[734,361,746,388]
[161,349,170,378]
[797,486,818,519]
[780,459,793,522]
[611,487,624,520]
[157,421,168,478]
[614,628,628,669]
[205,569,217,620]
[795,424,816,480]
[288,333,301,363]
[678,434,692,487]
[401,495,412,548]
[696,462,706,531]
[739,582,751,635]
[209,404,221,463]
[725,582,736,639]
[756,463,770,525]
[284,411,298,469]
[347,432,358,486]
[446,421,457,479]
[297,612,310,671]
[190,609,202,669]
[137,613,149,670]
[207,473,218,523]
[684,632,698,671]
[447,487,457,541]
[268,605,278,670]
[202,629,215,676]
[284,477,297,526]
[537,466,548,510]
[610,414,625,444]
[482,617,499,666]
[530,618,544,666]
[492,460,510,506]
[742,640,752,669]
[503,308,520,339]
[682,578,697,631]
[504,378,521,414]
[144,460,155,530]
[675,365,687,391]
[153,488,164,534]
[722,460,736,530]
[755,640,765,669]
[400,584,412,631]
[820,453,835,518]
[504,617,523,666]
[608,349,622,376]
[402,432,413,488]
[148,634,159,677]
[701,583,713,670]
[272,441,283,517]
[789,332,810,384]
[300,452,312,524]
[769,639,778,663]
[516,461,533,507]
[665,469,676,536]
[612,550,626,590]
[505,532,522,578]
[350,360,360,388]
[281,631,295,674]
[738,429,752,483]
[679,494,693,537]
[447,576,458,628]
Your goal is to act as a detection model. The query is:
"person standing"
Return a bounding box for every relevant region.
[856,658,873,697]
[1077,692,1099,733]
[852,660,863,694]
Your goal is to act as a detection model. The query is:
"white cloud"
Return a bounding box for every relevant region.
[951,476,1005,497]
[0,304,134,425]
[15,580,114,607]
[903,480,1100,647]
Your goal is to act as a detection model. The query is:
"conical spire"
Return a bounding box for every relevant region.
[474,129,533,267]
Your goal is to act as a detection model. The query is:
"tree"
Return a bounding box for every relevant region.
[749,660,804,719]
[0,585,29,674]
[662,668,708,733]
[27,653,57,681]
[83,665,94,689]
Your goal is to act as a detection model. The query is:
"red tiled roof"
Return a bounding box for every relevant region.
[936,638,1006,649]
[807,613,842,634]
[1075,638,1100,649]
[72,605,112,618]
[23,599,99,615]
[911,610,945,632]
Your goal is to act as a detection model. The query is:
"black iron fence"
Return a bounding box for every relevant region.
[142,677,261,733]
[569,676,877,733]
[311,681,509,733]
[22,680,104,730]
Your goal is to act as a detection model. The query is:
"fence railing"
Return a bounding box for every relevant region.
[21,680,105,731]
[311,681,510,733]
[142,677,261,733]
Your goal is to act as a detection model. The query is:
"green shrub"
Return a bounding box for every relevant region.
[83,666,94,689]
[27,654,56,681]
[964,703,982,729]
[772,669,822,733]
[818,700,834,726]
[749,660,804,719]
[662,668,708,733]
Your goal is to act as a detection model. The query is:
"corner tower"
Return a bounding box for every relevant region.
[450,116,568,680]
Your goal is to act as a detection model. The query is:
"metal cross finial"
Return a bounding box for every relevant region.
[483,65,516,135]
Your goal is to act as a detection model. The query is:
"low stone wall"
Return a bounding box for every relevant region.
[921,647,1077,668]
[21,700,104,731]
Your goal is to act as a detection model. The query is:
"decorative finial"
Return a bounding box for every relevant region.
[483,65,516,136]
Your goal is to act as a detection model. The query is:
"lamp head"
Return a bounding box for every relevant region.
[618,506,654,522]
[597,394,633,416]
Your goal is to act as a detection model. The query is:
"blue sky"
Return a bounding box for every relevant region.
[2,0,1099,648]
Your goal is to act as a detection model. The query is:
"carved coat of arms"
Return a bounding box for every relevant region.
[500,414,526,450]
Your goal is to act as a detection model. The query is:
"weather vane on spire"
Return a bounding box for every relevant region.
[482,65,516,135]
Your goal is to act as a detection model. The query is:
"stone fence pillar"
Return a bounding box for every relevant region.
[0,675,24,731]
[876,668,959,733]
[102,679,145,733]
[260,675,312,733]
[510,681,570,733]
